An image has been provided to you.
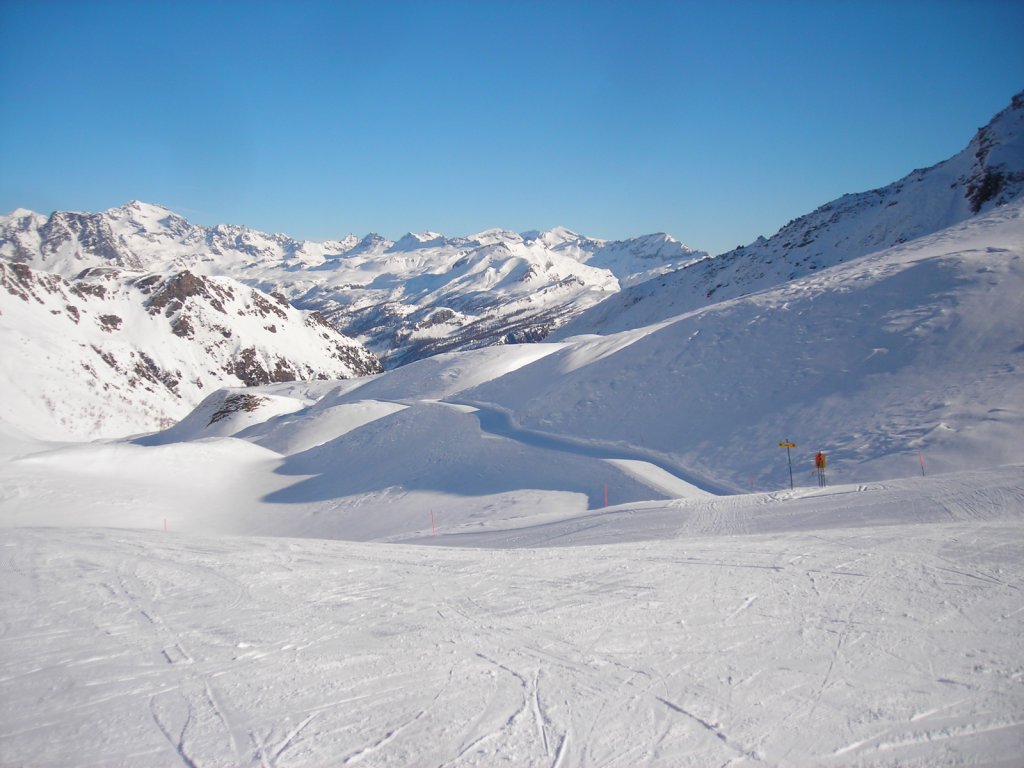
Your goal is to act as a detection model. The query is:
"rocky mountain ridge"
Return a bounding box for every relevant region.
[556,91,1024,337]
[4,92,1021,442]
[0,261,381,439]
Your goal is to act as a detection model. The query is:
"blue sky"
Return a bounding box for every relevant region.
[1,1,1021,255]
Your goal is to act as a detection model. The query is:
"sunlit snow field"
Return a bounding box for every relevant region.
[2,203,1024,766]
[2,470,1022,767]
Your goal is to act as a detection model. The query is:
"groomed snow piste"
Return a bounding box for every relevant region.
[1,469,1022,767]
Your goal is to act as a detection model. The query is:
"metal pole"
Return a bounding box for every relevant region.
[778,441,798,492]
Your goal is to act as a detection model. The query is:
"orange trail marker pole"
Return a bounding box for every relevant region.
[430,510,436,537]
[919,451,926,477]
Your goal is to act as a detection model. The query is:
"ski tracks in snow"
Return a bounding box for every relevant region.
[114,555,272,768]
[2,515,1023,766]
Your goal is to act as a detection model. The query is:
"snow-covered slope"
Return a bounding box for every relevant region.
[6,197,1013,527]
[0,203,704,366]
[0,263,381,439]
[3,473,1022,767]
[1,204,1022,766]
[59,197,1015,521]
[2,95,1023,768]
[558,91,1024,337]
[471,200,1024,491]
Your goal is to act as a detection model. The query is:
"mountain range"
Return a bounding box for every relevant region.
[0,202,704,367]
[1,92,1022,446]
[1,92,1023,768]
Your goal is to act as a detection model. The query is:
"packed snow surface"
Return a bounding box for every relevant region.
[1,470,1022,767]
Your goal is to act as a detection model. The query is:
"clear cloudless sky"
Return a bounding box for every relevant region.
[1,0,1022,255]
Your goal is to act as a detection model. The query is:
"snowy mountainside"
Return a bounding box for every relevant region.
[462,199,1024,491]
[0,262,381,440]
[558,91,1024,337]
[0,200,360,275]
[0,202,704,366]
[1,207,1021,767]
[52,198,1019,527]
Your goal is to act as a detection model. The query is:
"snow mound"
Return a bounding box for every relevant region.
[138,389,309,444]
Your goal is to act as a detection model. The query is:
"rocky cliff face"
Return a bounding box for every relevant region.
[0,261,381,439]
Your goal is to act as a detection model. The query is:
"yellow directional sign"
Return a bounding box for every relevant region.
[778,441,797,448]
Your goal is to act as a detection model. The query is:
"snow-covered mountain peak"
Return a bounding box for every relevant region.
[389,231,448,251]
[521,226,585,249]
[960,90,1024,213]
[347,232,393,256]
[3,207,41,221]
[463,228,524,248]
[316,233,361,256]
[581,232,706,288]
[108,199,175,218]
[0,208,48,240]
[106,200,195,241]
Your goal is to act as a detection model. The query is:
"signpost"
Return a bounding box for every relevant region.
[778,441,797,490]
